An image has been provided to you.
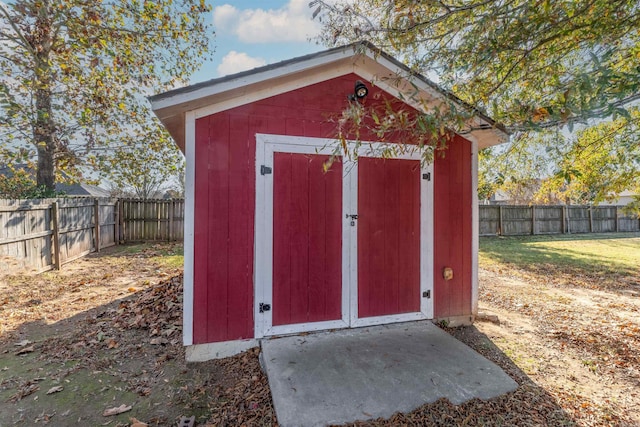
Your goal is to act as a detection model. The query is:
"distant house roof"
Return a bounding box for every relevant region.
[54,182,110,197]
[150,41,509,152]
[0,165,110,197]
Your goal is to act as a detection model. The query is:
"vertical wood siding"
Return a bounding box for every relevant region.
[433,135,473,318]
[357,157,420,318]
[192,74,398,343]
[272,153,342,325]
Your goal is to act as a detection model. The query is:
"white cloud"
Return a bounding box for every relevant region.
[213,0,321,43]
[217,51,266,76]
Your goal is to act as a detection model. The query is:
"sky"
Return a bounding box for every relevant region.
[192,0,325,83]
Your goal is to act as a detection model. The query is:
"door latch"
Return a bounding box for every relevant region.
[346,214,358,226]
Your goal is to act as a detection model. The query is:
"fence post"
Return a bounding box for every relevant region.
[615,206,619,232]
[119,200,125,243]
[51,201,61,270]
[531,205,536,235]
[168,200,175,242]
[114,200,120,246]
[588,206,593,233]
[561,205,566,234]
[94,198,101,252]
[498,205,503,236]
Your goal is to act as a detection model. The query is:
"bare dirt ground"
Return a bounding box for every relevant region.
[1,242,639,426]
[470,265,640,426]
[0,244,275,426]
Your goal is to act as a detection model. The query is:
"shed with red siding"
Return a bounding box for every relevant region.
[150,43,508,361]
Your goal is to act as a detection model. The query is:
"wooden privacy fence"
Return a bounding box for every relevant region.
[0,198,184,272]
[480,205,640,236]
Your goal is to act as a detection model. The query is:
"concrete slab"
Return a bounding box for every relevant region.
[261,321,518,427]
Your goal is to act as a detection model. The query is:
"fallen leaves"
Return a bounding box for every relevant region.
[478,266,640,425]
[206,347,276,426]
[46,385,64,395]
[15,345,34,355]
[112,275,182,347]
[130,418,148,427]
[8,380,41,402]
[102,404,132,417]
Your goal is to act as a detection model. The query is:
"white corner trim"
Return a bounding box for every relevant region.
[183,111,196,346]
[185,339,259,362]
[471,140,479,316]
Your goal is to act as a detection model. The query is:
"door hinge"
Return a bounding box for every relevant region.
[260,165,272,175]
[422,172,431,181]
[422,290,431,299]
[259,303,271,313]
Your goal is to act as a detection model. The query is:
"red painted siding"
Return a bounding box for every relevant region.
[193,74,393,343]
[272,153,342,325]
[433,135,473,318]
[358,157,421,318]
[193,73,474,343]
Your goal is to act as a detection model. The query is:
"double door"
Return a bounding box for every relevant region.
[254,134,433,338]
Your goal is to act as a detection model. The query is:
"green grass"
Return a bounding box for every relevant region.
[480,233,640,276]
[107,242,184,268]
[155,250,184,269]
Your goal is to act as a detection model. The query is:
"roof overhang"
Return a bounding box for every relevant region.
[150,42,509,152]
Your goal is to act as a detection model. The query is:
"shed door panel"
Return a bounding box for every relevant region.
[358,157,421,318]
[272,153,343,326]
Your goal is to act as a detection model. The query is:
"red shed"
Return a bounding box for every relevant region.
[150,43,508,361]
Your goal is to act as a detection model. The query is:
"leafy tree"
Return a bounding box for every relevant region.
[0,165,58,198]
[312,1,639,206]
[478,111,640,212]
[100,132,185,200]
[540,109,640,210]
[0,0,212,192]
[478,130,564,204]
[312,0,640,130]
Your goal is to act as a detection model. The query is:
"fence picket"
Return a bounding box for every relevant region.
[479,205,639,236]
[1,197,185,272]
[2,198,636,271]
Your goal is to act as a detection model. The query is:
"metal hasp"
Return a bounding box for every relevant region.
[422,290,431,298]
[422,172,431,181]
[259,303,271,313]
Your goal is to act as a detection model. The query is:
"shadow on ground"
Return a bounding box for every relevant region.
[1,280,576,426]
[0,278,273,426]
[331,324,576,426]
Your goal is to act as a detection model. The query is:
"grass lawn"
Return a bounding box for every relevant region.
[480,232,640,277]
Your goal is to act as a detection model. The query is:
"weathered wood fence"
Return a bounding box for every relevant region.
[0,198,184,272]
[4,199,638,271]
[480,205,640,236]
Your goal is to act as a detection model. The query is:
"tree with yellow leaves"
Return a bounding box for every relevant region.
[0,0,213,194]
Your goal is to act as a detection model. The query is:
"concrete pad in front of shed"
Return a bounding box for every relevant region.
[261,321,518,427]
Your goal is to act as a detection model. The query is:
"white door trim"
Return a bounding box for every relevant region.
[254,134,434,338]
[348,143,433,328]
[255,135,350,339]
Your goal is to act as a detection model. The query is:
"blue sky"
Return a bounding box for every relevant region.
[191,0,324,83]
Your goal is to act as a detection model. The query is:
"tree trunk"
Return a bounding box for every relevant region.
[33,0,56,192]
[35,86,55,191]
